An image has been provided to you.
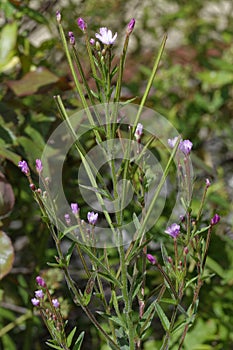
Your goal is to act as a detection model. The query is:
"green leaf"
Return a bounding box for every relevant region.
[0,231,14,280]
[0,22,17,71]
[0,172,15,217]
[0,139,21,165]
[97,312,127,329]
[65,242,75,265]
[45,341,63,350]
[7,68,59,97]
[155,303,170,332]
[25,125,45,150]
[206,256,225,278]
[193,225,210,236]
[197,70,233,89]
[72,331,85,350]
[138,299,157,336]
[67,327,77,347]
[133,213,141,231]
[79,245,122,288]
[97,271,121,286]
[20,6,48,24]
[79,184,112,199]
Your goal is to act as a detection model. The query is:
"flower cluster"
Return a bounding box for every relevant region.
[31,276,66,346]
[31,276,60,308]
[76,17,135,46]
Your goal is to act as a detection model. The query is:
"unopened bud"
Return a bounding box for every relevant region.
[30,183,36,191]
[167,256,173,264]
[126,18,136,35]
[56,10,61,23]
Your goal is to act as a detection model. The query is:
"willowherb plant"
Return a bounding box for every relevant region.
[18,11,220,350]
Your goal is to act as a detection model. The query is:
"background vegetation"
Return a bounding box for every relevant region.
[0,0,232,349]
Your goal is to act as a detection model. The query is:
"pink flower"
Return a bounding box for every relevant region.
[18,160,29,174]
[77,18,87,31]
[36,159,43,173]
[71,203,79,215]
[36,276,46,288]
[165,223,180,239]
[179,140,193,155]
[52,299,60,308]
[95,27,117,45]
[168,137,179,149]
[87,211,98,225]
[31,298,40,306]
[35,289,44,299]
[68,31,75,45]
[206,178,211,188]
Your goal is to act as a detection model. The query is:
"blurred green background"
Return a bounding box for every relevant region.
[0,0,232,349]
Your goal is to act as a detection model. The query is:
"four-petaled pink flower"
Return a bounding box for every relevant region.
[52,298,60,308]
[179,140,193,155]
[77,17,87,31]
[36,276,46,287]
[18,160,30,175]
[147,254,157,265]
[206,178,211,188]
[31,297,40,306]
[87,211,98,225]
[95,27,117,45]
[165,223,180,239]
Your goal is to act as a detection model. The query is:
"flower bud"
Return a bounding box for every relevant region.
[126,18,135,35]
[147,254,157,265]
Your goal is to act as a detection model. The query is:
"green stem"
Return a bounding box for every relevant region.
[0,311,32,337]
[118,232,135,350]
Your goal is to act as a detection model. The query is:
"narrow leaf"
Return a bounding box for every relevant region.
[72,331,85,350]
[155,303,170,332]
[67,327,77,347]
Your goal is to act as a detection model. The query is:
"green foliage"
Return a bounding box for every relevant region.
[0,0,232,349]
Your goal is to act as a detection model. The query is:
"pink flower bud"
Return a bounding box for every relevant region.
[147,254,157,265]
[211,214,220,226]
[36,276,46,287]
[126,18,136,35]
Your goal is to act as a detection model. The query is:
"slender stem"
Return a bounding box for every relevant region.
[118,232,135,350]
[201,225,213,271]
